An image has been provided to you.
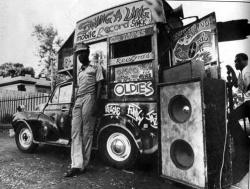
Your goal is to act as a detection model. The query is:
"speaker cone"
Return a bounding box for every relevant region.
[170,139,194,170]
[168,95,191,123]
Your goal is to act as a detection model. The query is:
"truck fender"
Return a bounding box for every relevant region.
[96,124,143,153]
[13,119,31,131]
[13,119,44,141]
[12,120,35,139]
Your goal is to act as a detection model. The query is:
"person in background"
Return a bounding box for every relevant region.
[227,53,250,182]
[229,53,250,130]
[64,42,104,177]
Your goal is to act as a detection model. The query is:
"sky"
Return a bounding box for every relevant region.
[0,0,249,78]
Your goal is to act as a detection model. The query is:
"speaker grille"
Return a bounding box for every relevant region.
[168,95,192,123]
[170,139,194,170]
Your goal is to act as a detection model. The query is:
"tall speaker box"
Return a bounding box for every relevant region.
[159,78,232,189]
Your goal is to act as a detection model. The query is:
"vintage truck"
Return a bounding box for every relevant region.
[12,1,227,185]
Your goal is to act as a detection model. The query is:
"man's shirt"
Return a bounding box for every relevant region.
[77,61,104,97]
[238,64,250,101]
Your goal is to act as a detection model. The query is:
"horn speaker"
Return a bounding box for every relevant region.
[172,5,184,19]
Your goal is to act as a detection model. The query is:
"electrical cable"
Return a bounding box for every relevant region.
[219,82,228,189]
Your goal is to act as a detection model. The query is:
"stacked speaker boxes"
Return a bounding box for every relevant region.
[159,78,232,188]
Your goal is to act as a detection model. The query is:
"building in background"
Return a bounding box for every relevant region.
[0,74,51,93]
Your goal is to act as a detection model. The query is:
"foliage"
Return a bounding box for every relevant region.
[0,63,35,77]
[32,24,63,85]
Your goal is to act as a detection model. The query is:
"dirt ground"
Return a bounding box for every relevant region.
[0,130,186,189]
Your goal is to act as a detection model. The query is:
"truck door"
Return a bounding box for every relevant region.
[43,82,73,138]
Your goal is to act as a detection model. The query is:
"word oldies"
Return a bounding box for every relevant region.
[114,81,154,97]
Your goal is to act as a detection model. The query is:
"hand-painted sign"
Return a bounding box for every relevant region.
[63,55,73,69]
[113,81,154,97]
[74,1,165,44]
[109,27,154,44]
[58,48,73,71]
[104,104,121,118]
[171,13,218,66]
[110,52,154,66]
[146,110,158,128]
[127,104,144,125]
[114,62,153,82]
[104,102,158,128]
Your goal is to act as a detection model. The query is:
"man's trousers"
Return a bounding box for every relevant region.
[71,94,96,169]
[228,100,250,183]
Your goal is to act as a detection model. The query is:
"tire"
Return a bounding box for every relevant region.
[98,127,139,169]
[15,123,38,153]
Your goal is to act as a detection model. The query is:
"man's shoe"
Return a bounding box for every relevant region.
[64,168,81,177]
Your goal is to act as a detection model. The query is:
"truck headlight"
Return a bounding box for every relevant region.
[17,105,25,112]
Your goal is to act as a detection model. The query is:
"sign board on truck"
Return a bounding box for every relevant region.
[74,0,166,44]
[171,13,218,66]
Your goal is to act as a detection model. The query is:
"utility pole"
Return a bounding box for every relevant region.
[50,55,54,91]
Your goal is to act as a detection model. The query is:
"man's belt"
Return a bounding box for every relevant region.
[76,93,95,99]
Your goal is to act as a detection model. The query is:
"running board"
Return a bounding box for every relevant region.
[34,139,70,147]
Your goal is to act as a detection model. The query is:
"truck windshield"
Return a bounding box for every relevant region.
[51,83,73,104]
[58,84,73,103]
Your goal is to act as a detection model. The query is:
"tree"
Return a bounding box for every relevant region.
[32,24,63,88]
[0,63,35,77]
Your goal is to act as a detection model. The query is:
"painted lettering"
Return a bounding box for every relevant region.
[77,30,96,41]
[127,104,144,124]
[196,32,209,45]
[110,28,151,44]
[146,110,158,128]
[97,22,129,38]
[130,19,147,28]
[110,52,154,65]
[74,1,157,43]
[105,104,121,118]
[173,30,215,65]
[113,9,123,22]
[114,81,154,97]
[124,6,150,21]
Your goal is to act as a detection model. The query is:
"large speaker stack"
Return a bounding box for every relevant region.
[159,78,232,188]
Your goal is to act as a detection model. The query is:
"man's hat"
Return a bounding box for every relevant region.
[74,42,89,52]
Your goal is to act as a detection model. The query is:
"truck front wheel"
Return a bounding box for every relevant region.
[98,128,139,169]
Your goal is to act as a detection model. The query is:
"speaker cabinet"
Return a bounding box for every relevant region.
[159,78,232,188]
[162,61,205,83]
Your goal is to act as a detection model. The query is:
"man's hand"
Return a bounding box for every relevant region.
[226,65,238,88]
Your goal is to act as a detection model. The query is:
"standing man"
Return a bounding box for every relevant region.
[64,42,104,177]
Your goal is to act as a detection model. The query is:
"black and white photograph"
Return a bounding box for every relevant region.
[0,0,250,188]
